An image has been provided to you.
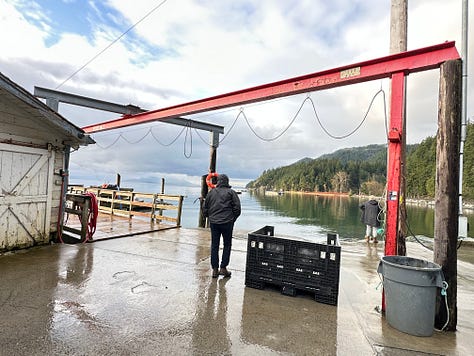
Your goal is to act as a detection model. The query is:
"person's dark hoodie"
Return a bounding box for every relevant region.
[203,174,241,224]
[360,199,381,227]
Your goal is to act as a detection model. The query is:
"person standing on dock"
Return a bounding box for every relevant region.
[360,198,381,243]
[203,174,241,278]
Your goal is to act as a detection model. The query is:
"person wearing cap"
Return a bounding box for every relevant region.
[203,174,241,278]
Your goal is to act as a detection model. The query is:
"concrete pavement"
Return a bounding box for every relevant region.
[1,227,473,355]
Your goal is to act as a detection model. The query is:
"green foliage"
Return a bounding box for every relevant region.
[406,136,436,198]
[247,122,474,201]
[462,122,474,199]
[246,144,388,193]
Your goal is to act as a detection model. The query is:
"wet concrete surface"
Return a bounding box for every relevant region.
[1,228,473,355]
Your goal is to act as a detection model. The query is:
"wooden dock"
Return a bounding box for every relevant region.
[63,186,184,242]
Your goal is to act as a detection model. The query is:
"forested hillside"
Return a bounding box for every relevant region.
[247,123,474,201]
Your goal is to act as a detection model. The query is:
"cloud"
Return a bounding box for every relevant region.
[1,0,472,188]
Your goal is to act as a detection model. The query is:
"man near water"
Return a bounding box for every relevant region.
[203,174,241,278]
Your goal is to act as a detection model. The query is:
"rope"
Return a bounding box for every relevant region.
[440,281,450,331]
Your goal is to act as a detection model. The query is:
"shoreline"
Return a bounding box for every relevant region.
[255,189,474,212]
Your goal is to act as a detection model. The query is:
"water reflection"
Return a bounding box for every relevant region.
[361,243,382,278]
[0,246,61,352]
[246,192,473,240]
[192,278,231,355]
[240,287,337,354]
[61,244,94,286]
[250,193,364,240]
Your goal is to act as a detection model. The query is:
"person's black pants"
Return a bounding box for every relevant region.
[210,221,234,269]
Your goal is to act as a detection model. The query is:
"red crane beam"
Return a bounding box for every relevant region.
[82,41,459,134]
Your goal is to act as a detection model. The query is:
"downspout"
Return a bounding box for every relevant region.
[459,0,469,237]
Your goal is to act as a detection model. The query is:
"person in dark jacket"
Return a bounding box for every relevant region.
[360,198,381,243]
[203,174,241,278]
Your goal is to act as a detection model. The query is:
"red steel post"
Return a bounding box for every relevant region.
[385,71,405,257]
[385,72,405,256]
[382,71,405,311]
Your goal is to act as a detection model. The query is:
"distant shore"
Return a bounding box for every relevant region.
[256,189,474,212]
[287,191,350,197]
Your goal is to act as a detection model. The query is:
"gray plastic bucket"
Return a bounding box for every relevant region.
[377,256,444,337]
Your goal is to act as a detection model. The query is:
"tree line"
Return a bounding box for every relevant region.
[246,122,474,201]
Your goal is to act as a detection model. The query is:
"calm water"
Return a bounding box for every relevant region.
[159,185,474,243]
[71,180,473,243]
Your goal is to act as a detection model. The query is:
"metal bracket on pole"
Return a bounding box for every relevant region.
[210,131,220,148]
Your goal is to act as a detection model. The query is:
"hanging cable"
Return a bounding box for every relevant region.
[193,127,211,146]
[94,134,122,149]
[56,0,169,89]
[150,125,186,146]
[218,88,387,145]
[183,121,193,158]
[120,128,152,144]
[219,109,246,143]
[88,87,387,157]
[310,88,386,139]
[242,97,310,142]
[92,124,186,149]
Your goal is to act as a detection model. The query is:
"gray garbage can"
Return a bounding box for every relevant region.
[377,256,444,337]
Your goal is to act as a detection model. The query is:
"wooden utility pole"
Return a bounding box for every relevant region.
[198,131,219,228]
[434,59,461,331]
[116,173,121,188]
[389,0,408,256]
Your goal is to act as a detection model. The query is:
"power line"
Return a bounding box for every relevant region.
[56,0,169,89]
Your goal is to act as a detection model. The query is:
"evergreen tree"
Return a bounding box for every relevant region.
[247,125,474,202]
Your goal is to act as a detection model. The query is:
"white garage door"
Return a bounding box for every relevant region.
[0,143,55,250]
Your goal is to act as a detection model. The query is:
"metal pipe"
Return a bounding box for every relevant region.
[459,0,468,217]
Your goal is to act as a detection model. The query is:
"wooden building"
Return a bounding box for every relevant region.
[0,72,93,251]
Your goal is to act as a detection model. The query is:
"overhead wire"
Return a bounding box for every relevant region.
[56,0,169,89]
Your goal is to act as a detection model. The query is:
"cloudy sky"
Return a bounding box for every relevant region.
[0,0,472,188]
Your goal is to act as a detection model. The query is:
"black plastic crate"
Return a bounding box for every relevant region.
[245,226,291,286]
[286,242,340,280]
[245,226,341,305]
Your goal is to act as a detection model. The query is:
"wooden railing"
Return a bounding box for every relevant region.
[68,186,184,227]
[63,193,92,241]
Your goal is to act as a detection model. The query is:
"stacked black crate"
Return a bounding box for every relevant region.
[245,226,341,306]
